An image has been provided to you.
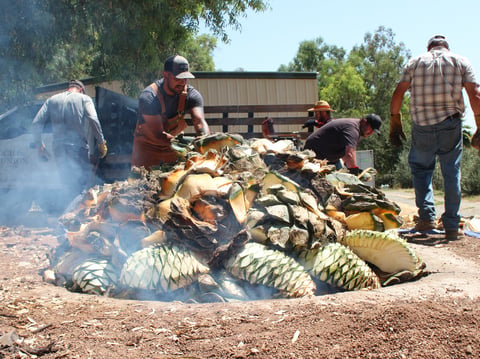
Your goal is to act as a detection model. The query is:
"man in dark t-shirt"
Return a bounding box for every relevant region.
[304,114,382,173]
[131,55,210,169]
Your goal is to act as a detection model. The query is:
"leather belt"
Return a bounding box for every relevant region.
[445,113,460,121]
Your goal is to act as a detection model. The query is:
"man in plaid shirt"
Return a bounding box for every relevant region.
[390,35,480,241]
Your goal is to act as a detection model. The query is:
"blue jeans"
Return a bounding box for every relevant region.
[408,117,462,230]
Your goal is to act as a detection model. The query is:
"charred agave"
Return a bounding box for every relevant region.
[47,132,426,302]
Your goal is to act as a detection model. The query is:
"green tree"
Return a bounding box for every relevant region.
[277,38,364,115]
[1,0,60,109]
[0,0,269,110]
[319,62,369,118]
[278,37,346,75]
[351,27,411,185]
[349,26,410,118]
[180,34,217,72]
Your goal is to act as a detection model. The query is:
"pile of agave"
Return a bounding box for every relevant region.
[46,133,426,302]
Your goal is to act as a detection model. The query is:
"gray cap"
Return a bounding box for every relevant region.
[427,34,449,49]
[69,79,85,93]
[164,55,195,79]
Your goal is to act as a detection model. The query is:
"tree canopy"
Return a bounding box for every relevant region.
[0,0,269,110]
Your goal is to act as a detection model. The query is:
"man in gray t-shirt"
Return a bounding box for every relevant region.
[32,80,107,207]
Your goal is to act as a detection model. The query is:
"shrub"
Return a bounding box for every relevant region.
[392,148,411,188]
[461,147,480,195]
[387,146,480,195]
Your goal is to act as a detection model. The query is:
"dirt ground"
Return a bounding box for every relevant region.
[1,191,480,359]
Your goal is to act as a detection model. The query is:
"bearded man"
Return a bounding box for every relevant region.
[131,55,210,169]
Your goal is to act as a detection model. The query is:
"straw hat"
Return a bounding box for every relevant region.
[307,100,336,112]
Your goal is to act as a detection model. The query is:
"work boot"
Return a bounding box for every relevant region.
[445,229,463,241]
[414,219,437,232]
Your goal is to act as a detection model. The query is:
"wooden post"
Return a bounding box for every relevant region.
[222,112,228,133]
[248,112,254,135]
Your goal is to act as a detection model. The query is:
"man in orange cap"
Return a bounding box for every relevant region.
[303,100,335,130]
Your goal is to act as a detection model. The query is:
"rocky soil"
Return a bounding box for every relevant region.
[1,191,480,358]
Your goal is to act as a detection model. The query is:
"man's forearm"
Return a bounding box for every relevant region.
[390,81,409,114]
[194,118,210,135]
[342,146,357,168]
[191,106,209,135]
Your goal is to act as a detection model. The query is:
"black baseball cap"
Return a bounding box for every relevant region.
[365,114,382,134]
[164,55,195,79]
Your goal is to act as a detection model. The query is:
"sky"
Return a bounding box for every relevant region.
[201,0,480,127]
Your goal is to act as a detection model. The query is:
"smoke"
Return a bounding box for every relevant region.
[0,106,105,226]
[0,131,65,226]
[0,86,137,227]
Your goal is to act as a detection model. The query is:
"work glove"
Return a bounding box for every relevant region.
[302,118,325,129]
[97,141,108,159]
[389,113,406,147]
[303,118,317,129]
[348,166,362,176]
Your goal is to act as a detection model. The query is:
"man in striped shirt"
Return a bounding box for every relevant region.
[390,35,480,241]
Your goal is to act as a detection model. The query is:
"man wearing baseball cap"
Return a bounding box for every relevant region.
[132,55,210,169]
[32,79,107,210]
[303,100,335,130]
[390,34,480,240]
[304,114,382,173]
